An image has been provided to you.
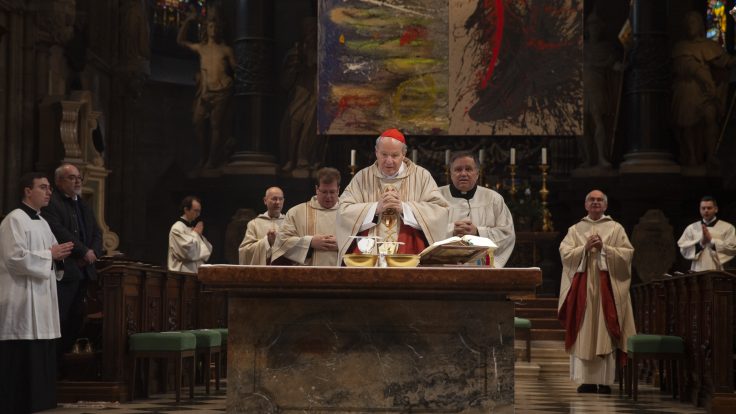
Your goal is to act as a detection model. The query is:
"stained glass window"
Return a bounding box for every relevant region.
[153,0,207,30]
[706,0,727,46]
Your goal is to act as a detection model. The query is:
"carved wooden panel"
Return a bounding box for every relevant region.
[163,274,181,331]
[711,276,734,393]
[632,272,735,409]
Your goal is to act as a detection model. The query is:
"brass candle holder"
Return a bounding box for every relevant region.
[539,164,554,232]
[350,164,356,177]
[508,164,517,201]
[445,165,450,185]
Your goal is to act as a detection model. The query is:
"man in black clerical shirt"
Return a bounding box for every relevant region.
[42,163,103,374]
[438,151,515,267]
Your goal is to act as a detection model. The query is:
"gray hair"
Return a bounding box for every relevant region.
[374,136,407,154]
[585,190,608,204]
[54,163,78,181]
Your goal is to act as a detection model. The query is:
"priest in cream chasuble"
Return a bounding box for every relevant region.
[336,129,448,264]
[272,168,341,266]
[238,187,285,265]
[558,190,636,392]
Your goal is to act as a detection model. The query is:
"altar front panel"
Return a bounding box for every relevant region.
[228,297,514,413]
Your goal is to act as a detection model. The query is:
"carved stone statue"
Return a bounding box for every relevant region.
[279,17,320,174]
[631,210,675,282]
[37,0,76,45]
[580,11,621,169]
[224,208,257,265]
[178,11,237,170]
[671,11,736,168]
[119,0,151,97]
[36,0,76,97]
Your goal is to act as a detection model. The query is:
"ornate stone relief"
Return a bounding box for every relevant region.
[34,0,76,45]
[631,209,675,282]
[60,90,121,253]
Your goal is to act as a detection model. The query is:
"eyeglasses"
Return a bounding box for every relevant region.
[65,175,84,182]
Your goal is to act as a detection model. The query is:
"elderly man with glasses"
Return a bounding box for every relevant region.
[41,163,103,378]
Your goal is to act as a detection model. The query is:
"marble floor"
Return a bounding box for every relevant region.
[45,375,707,414]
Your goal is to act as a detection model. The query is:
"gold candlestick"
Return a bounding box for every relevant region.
[350,164,356,177]
[479,166,486,187]
[445,165,450,185]
[509,164,517,201]
[539,164,554,232]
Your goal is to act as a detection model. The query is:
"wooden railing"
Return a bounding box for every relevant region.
[631,271,735,413]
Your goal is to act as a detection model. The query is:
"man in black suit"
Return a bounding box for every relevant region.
[42,163,103,369]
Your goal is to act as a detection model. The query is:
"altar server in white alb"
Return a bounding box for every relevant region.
[238,187,286,265]
[168,195,213,273]
[438,151,515,267]
[678,196,736,271]
[0,172,74,413]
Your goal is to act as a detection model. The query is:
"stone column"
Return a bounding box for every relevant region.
[223,0,278,175]
[619,0,679,174]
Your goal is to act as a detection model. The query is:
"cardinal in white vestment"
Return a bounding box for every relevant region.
[336,129,448,264]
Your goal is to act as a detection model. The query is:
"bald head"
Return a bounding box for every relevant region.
[264,187,284,218]
[55,163,83,198]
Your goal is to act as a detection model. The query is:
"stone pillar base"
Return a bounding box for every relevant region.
[222,151,278,175]
[619,152,680,174]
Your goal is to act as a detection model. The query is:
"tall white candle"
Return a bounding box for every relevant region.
[350,149,356,166]
[412,149,418,163]
[542,147,547,165]
[445,149,451,166]
[479,149,485,164]
[510,148,516,165]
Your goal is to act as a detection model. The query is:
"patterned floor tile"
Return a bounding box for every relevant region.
[47,374,709,414]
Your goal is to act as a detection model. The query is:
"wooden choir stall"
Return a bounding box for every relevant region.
[631,270,736,414]
[198,265,541,414]
[57,260,228,402]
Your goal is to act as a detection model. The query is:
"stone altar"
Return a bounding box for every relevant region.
[198,265,541,413]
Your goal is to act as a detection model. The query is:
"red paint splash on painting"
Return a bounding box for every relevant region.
[399,26,428,46]
[461,0,582,135]
[336,95,380,118]
[480,0,504,90]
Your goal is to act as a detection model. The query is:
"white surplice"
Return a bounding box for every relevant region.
[438,185,515,267]
[0,208,63,340]
[167,220,212,273]
[678,219,736,271]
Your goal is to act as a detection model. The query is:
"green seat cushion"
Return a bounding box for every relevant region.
[185,329,222,348]
[129,332,196,352]
[627,334,684,354]
[514,317,532,329]
[213,328,228,344]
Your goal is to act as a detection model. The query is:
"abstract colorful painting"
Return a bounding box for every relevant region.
[449,0,583,135]
[318,0,449,135]
[318,0,582,136]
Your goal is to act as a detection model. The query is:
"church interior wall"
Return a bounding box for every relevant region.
[1,0,735,276]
